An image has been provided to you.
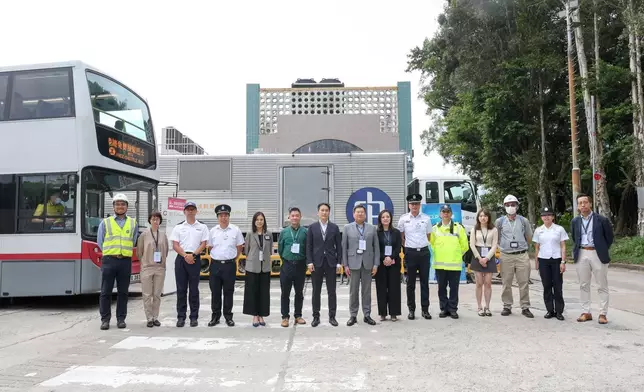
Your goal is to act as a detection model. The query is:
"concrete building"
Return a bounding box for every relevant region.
[246,78,413,182]
[160,126,207,155]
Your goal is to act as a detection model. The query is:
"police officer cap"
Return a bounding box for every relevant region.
[440,204,452,212]
[406,193,422,203]
[215,204,232,215]
[540,206,555,216]
[184,201,197,210]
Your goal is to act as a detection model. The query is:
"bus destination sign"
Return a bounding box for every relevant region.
[96,126,156,170]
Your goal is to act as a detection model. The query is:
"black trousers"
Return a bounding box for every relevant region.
[311,262,337,318]
[436,269,460,312]
[175,254,201,321]
[405,248,430,311]
[538,257,565,314]
[243,271,270,317]
[99,256,132,322]
[375,262,402,316]
[280,260,307,319]
[210,260,236,320]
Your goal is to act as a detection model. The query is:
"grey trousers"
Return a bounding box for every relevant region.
[349,268,372,317]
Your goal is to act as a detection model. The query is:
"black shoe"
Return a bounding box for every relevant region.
[153,320,161,327]
[544,312,555,319]
[176,319,185,327]
[522,309,534,318]
[408,311,415,320]
[556,313,565,321]
[311,317,320,327]
[226,319,235,327]
[347,317,357,326]
[190,319,198,327]
[329,317,338,327]
[364,316,376,325]
[208,317,220,327]
[422,310,432,320]
[450,311,459,319]
[501,308,512,316]
[147,321,154,328]
[100,321,109,330]
[117,321,127,329]
[439,311,450,318]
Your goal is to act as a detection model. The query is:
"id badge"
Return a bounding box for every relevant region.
[581,234,588,245]
[358,240,367,250]
[385,245,393,256]
[291,243,300,254]
[510,242,519,249]
[153,251,161,263]
[258,250,264,261]
[480,247,489,256]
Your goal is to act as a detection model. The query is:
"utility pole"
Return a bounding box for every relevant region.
[559,0,582,217]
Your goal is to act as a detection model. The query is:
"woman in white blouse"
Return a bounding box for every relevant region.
[532,206,569,321]
[469,209,498,317]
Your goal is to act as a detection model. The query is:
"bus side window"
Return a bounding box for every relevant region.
[425,182,439,203]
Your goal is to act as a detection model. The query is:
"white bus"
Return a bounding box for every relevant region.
[0,61,159,298]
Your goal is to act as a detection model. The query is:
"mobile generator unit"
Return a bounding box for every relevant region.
[158,152,408,278]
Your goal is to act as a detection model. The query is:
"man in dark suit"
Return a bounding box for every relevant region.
[571,193,614,325]
[306,203,342,327]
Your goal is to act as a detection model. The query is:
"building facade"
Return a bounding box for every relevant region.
[160,126,207,155]
[246,79,413,182]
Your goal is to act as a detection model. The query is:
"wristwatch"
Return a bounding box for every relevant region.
[561,260,566,264]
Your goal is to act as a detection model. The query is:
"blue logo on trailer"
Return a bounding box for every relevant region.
[346,187,394,226]
[421,203,467,283]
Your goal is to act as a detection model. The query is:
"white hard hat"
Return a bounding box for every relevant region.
[112,193,129,204]
[503,194,519,205]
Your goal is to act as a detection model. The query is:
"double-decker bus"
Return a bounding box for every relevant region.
[0,61,159,298]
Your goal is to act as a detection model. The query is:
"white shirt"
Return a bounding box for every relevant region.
[208,223,245,260]
[533,223,569,259]
[397,212,433,248]
[169,219,209,253]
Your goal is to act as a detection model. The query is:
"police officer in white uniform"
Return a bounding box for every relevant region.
[169,201,209,328]
[208,204,245,327]
[397,193,433,320]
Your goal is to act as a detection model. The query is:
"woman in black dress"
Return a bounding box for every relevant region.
[375,209,402,321]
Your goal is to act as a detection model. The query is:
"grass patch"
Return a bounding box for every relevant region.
[610,236,644,264]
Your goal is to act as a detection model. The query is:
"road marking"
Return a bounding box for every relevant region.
[40,366,201,388]
[283,371,366,391]
[291,337,361,351]
[111,336,288,352]
[24,372,37,377]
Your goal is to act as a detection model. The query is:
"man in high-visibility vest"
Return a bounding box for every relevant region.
[98,193,139,330]
[430,204,469,319]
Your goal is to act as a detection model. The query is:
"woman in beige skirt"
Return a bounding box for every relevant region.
[136,211,169,327]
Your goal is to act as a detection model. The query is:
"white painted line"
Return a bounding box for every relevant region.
[283,371,366,391]
[24,373,37,377]
[291,337,361,351]
[111,336,288,352]
[40,366,201,388]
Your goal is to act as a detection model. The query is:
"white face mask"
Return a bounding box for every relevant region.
[505,206,517,215]
[55,198,62,205]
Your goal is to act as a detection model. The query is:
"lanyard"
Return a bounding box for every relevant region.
[356,223,365,239]
[582,215,593,234]
[150,229,159,251]
[481,229,488,245]
[508,218,517,240]
[384,230,391,245]
[290,227,300,243]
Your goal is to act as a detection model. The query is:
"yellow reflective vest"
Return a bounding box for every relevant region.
[102,216,137,257]
[430,221,469,271]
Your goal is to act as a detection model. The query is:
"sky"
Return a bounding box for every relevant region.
[4,0,458,177]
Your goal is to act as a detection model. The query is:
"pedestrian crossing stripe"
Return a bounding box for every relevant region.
[110,336,361,351]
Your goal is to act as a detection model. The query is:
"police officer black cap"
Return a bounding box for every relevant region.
[540,206,555,216]
[407,193,422,203]
[215,204,232,215]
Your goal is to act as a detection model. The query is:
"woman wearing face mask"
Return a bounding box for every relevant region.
[243,212,273,327]
[136,211,169,327]
[532,207,568,320]
[469,209,498,316]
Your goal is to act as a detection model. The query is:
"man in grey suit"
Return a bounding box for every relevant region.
[342,204,380,326]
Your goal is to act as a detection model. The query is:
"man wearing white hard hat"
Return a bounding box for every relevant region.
[97,193,139,330]
[495,195,534,318]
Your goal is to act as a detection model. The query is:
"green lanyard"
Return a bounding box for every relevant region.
[290,227,300,243]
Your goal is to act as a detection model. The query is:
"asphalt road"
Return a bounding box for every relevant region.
[1,264,643,392]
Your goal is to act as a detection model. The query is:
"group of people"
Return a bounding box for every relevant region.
[95,190,614,330]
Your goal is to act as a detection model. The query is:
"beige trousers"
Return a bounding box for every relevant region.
[576,249,609,315]
[500,252,531,310]
[141,267,165,321]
